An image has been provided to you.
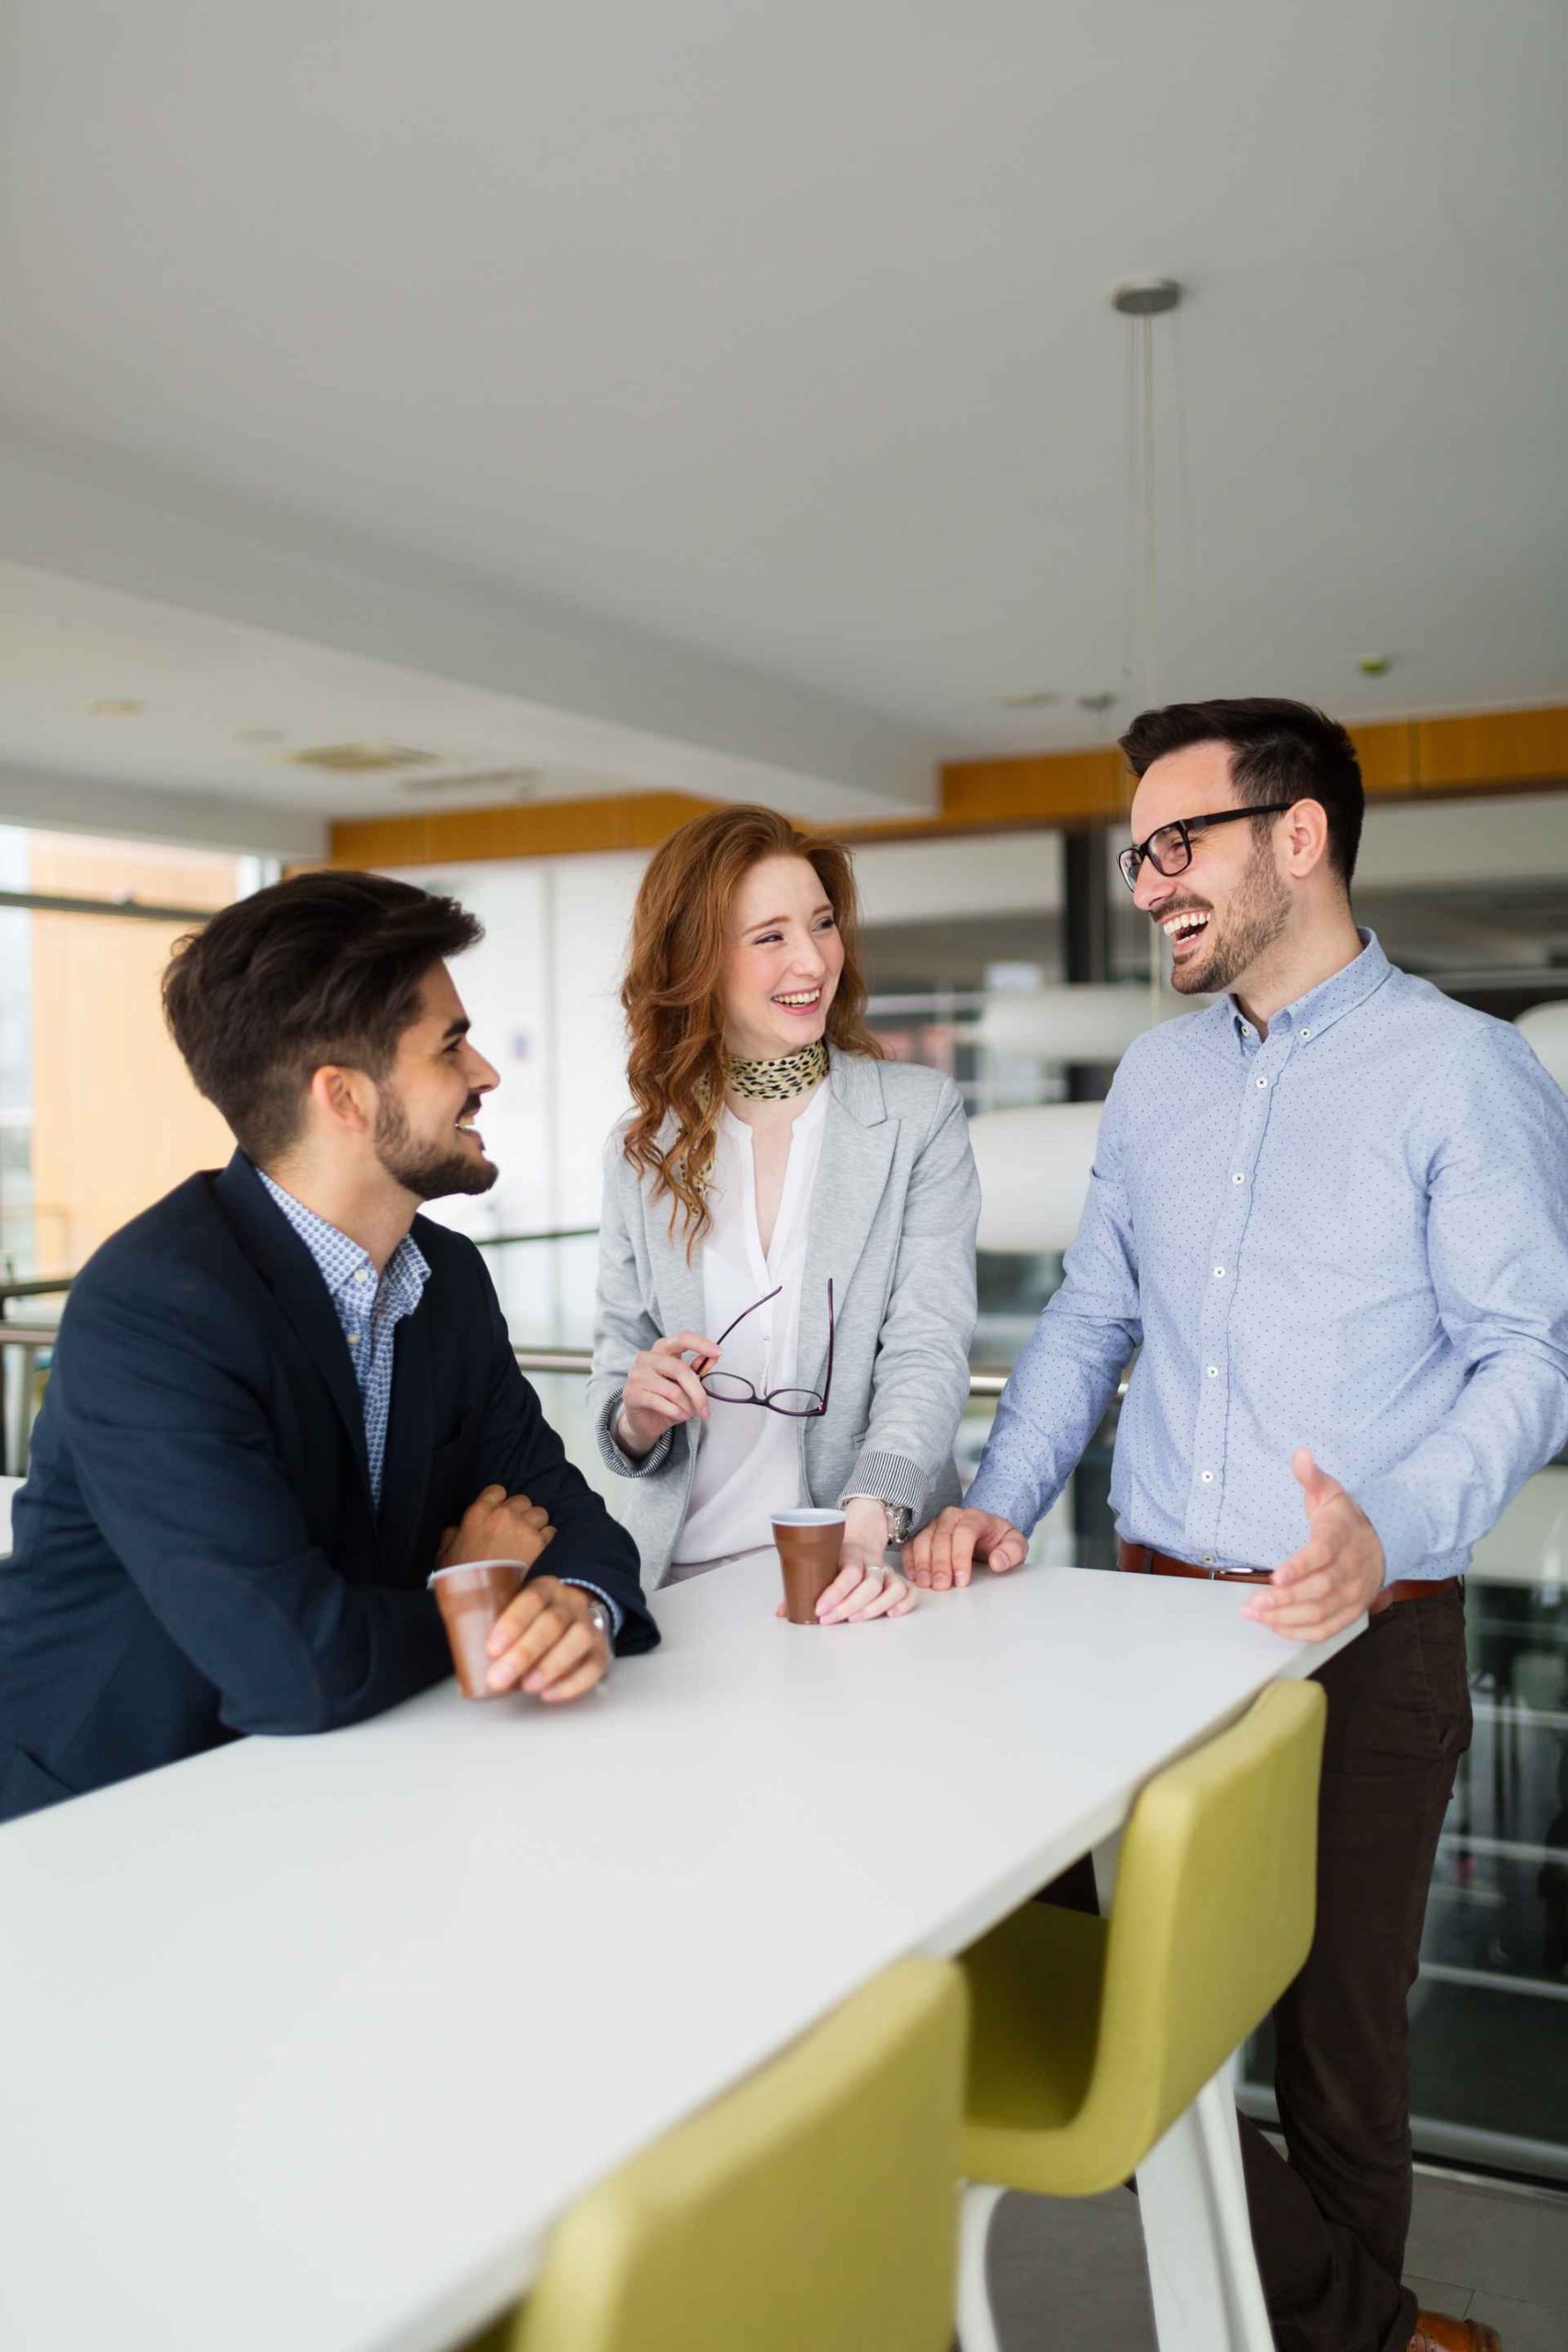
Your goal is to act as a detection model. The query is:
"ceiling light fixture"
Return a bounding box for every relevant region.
[999,690,1060,709]
[1110,276,1192,1010]
[284,743,441,775]
[88,698,144,716]
[1111,277,1187,710]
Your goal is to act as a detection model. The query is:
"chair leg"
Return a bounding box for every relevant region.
[1134,2065,1272,2352]
[955,2181,1007,2352]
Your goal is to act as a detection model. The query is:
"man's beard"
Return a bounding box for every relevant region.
[1168,831,1292,996]
[374,1086,498,1201]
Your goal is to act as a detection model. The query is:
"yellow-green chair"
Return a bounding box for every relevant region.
[956,1678,1326,2352]
[466,1955,966,2352]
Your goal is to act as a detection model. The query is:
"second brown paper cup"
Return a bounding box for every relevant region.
[772,1509,846,1625]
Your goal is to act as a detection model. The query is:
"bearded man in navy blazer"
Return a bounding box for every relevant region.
[0,871,657,1822]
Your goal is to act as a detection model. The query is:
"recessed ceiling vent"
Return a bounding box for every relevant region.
[397,768,541,797]
[285,742,441,775]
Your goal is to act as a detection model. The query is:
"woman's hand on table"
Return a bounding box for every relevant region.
[615,1331,720,1457]
[902,1506,1027,1589]
[773,1499,917,1623]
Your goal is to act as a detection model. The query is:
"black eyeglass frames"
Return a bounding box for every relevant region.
[1117,803,1297,893]
[698,1279,835,1419]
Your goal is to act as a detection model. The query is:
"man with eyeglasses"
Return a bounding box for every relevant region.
[908,698,1568,2352]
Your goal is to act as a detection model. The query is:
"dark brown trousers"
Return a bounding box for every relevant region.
[1045,1584,1472,2352]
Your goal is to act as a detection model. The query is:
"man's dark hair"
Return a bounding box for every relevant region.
[1118,697,1364,887]
[163,870,483,1164]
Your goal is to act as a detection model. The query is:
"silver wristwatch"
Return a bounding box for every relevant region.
[582,1597,615,1659]
[845,1497,912,1549]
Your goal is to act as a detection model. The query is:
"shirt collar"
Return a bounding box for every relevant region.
[256,1170,431,1308]
[1226,929,1390,1052]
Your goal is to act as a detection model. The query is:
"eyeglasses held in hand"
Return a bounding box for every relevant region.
[1117,803,1297,892]
[699,1280,835,1418]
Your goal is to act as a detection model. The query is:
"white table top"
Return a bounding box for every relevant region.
[0,1559,1357,2352]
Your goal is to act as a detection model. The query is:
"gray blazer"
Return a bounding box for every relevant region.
[590,1055,980,1589]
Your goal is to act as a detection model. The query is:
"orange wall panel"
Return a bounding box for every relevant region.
[27,841,237,1270]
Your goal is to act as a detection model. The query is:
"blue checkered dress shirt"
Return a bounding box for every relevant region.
[257,1174,624,1634]
[258,1172,429,1509]
[967,933,1568,1581]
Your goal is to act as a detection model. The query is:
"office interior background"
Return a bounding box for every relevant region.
[1,0,1564,2229]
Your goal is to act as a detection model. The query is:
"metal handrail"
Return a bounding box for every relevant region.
[0,1227,604,1311]
[0,1325,1020,1476]
[509,1344,1014,1398]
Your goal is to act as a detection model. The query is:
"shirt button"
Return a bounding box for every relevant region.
[1256,1075,1269,1089]
[353,1269,370,1284]
[1302,1028,1313,1040]
[1232,1171,1246,1185]
[345,1333,359,1348]
[1200,1470,1215,1484]
[1207,1364,1219,1377]
[1202,1554,1216,1565]
[1213,1265,1225,1279]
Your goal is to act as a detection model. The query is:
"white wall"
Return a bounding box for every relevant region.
[851,830,1061,923]
[396,851,649,1343]
[1356,792,1568,888]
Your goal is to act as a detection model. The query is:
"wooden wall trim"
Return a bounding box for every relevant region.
[328,791,724,870]
[327,706,1568,867]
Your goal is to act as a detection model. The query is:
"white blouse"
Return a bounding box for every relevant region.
[673,1084,829,1566]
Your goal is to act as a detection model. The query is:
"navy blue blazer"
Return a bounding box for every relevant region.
[0,1152,657,1822]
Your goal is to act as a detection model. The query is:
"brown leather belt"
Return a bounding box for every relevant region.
[1116,1540,1459,1620]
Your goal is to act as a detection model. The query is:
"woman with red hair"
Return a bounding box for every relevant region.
[589,805,980,1618]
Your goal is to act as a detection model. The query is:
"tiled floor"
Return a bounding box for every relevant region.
[985,2166,1568,2349]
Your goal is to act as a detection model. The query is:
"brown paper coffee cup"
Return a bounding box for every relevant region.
[772,1510,846,1625]
[428,1559,526,1698]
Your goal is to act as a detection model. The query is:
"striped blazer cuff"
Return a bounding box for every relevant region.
[839,1450,929,1521]
[595,1392,675,1480]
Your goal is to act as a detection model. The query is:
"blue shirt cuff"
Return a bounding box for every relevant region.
[558,1578,626,1639]
[1351,1476,1428,1584]
[963,1472,1038,1537]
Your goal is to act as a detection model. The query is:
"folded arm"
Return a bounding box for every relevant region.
[55,1273,451,1736]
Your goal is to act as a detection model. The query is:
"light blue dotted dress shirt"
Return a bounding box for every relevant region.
[258,1171,429,1510]
[967,933,1568,1582]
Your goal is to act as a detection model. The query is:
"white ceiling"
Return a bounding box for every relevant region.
[0,560,922,851]
[1,0,1564,850]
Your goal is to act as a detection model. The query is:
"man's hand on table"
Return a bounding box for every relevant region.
[484,1576,613,1702]
[436,1486,611,1702]
[902,1506,1027,1590]
[1242,1449,1385,1642]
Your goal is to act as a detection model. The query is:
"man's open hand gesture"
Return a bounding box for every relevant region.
[1243,1450,1385,1641]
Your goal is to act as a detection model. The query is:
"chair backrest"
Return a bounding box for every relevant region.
[507,1956,966,2352]
[1084,1677,1326,2165]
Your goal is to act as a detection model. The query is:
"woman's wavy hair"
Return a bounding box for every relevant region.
[621,805,883,1250]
